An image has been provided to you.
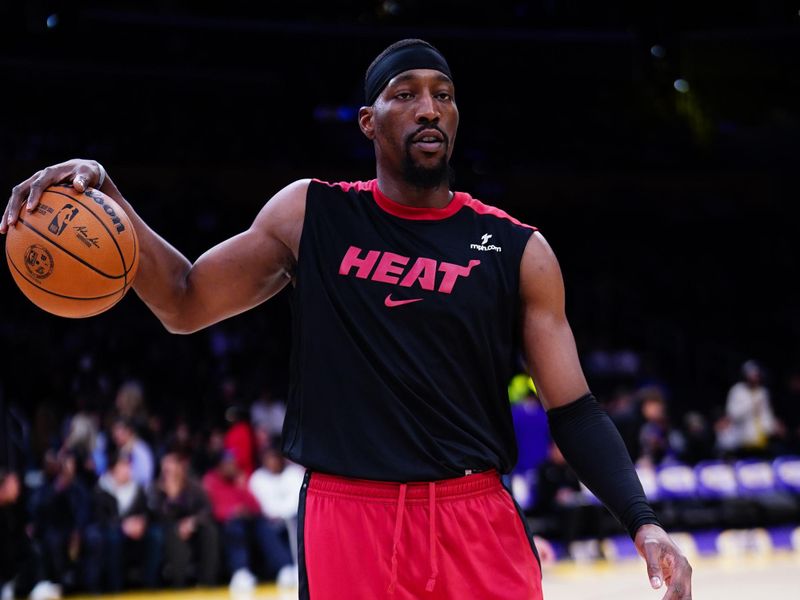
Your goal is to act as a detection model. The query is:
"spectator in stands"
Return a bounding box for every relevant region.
[777,369,800,453]
[223,406,257,477]
[535,442,598,555]
[724,360,782,456]
[1,468,61,600]
[83,451,161,592]
[637,386,675,466]
[111,417,154,487]
[604,388,641,459]
[114,381,148,434]
[28,450,90,594]
[203,451,292,593]
[678,411,715,464]
[250,391,287,439]
[149,452,218,588]
[249,443,304,583]
[61,410,100,489]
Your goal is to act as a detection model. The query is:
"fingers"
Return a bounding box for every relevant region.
[661,576,692,600]
[644,540,692,600]
[2,160,101,235]
[642,537,664,589]
[1,171,41,234]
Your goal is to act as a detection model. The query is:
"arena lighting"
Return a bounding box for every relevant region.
[46,13,59,29]
[674,78,690,93]
[650,44,666,58]
[313,105,358,123]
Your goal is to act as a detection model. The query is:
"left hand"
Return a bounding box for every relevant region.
[634,524,692,599]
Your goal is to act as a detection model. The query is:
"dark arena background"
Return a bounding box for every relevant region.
[1,2,799,599]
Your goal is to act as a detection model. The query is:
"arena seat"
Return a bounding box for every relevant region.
[657,463,697,500]
[694,461,737,500]
[773,456,800,494]
[734,460,776,497]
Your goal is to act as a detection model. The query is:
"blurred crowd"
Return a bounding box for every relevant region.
[1,381,302,599]
[2,355,800,597]
[511,358,800,558]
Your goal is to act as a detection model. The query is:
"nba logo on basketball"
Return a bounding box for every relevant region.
[48,204,79,236]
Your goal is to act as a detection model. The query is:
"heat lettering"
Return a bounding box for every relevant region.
[338,246,480,296]
[339,246,380,278]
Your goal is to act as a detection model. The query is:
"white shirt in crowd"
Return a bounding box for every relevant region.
[249,462,306,520]
[725,382,777,449]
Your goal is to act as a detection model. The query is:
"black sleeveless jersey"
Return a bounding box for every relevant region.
[282,179,537,482]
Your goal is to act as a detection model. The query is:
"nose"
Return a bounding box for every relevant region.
[415,90,440,124]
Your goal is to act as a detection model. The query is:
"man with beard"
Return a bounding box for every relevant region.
[3,39,691,600]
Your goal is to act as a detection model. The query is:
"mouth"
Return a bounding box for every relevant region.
[410,128,446,153]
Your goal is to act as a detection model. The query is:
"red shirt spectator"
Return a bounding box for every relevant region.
[202,451,261,522]
[223,407,257,476]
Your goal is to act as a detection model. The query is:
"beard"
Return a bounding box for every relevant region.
[401,135,454,190]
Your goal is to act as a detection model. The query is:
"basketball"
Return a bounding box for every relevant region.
[4,184,139,318]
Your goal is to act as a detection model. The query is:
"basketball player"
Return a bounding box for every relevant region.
[3,40,692,599]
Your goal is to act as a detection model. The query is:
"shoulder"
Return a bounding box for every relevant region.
[460,193,537,233]
[519,231,565,303]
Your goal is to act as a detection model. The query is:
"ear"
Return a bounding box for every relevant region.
[358,106,376,140]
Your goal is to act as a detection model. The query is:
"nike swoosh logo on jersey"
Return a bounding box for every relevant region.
[384,294,423,308]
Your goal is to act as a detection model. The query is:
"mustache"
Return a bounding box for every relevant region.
[405,124,449,147]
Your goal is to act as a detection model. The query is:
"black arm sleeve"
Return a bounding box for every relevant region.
[547,393,661,539]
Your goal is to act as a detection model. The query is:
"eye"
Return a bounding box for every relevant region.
[395,92,413,100]
[436,92,452,102]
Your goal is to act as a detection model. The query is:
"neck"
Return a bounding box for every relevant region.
[375,166,452,209]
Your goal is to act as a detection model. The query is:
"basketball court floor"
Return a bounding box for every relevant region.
[65,550,799,600]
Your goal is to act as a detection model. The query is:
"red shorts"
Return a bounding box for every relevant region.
[298,470,542,599]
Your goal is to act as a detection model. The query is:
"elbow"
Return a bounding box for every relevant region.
[160,315,201,335]
[162,322,199,335]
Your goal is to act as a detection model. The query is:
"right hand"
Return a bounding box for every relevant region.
[1,159,105,234]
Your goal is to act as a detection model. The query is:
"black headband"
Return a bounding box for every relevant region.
[365,42,453,105]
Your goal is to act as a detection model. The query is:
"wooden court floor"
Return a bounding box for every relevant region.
[65,550,800,600]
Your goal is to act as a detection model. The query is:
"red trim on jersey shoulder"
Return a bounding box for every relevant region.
[369,179,467,221]
[312,179,373,193]
[312,178,536,229]
[463,197,538,231]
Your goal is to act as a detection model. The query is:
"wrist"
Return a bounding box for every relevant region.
[634,522,664,540]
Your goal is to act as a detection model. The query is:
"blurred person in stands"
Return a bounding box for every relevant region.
[637,386,677,466]
[61,403,102,489]
[1,469,61,600]
[28,450,90,594]
[776,369,800,453]
[111,417,154,487]
[115,381,148,433]
[249,443,305,575]
[678,412,715,465]
[84,451,161,592]
[203,451,292,593]
[250,390,287,439]
[724,360,783,457]
[149,452,218,588]
[223,405,257,477]
[535,442,597,556]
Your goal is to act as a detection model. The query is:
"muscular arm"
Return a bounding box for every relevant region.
[2,159,307,334]
[518,232,588,409]
[100,176,307,334]
[519,233,692,598]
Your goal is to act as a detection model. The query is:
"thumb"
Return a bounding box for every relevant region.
[643,540,664,589]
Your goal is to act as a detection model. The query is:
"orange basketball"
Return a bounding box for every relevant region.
[5,184,139,318]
